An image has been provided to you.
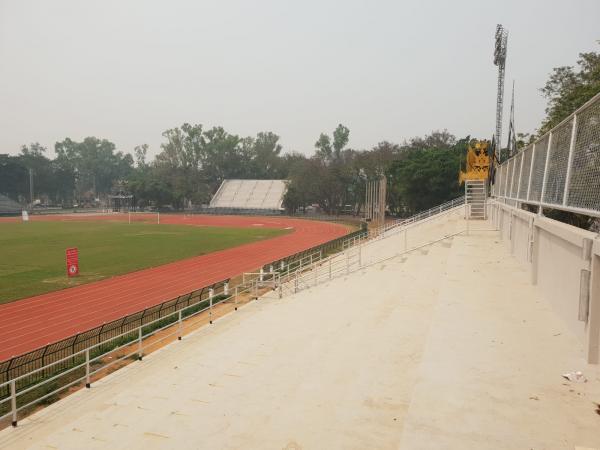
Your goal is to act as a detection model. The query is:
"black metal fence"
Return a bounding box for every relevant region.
[0,226,366,401]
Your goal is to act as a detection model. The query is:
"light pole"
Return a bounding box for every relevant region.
[29,168,34,205]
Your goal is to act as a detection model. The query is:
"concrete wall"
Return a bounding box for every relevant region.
[489,201,600,363]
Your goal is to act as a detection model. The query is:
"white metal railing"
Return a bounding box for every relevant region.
[370,196,466,238]
[284,231,466,296]
[279,212,467,297]
[0,196,466,428]
[0,273,271,427]
[492,92,600,218]
[0,245,334,428]
[281,198,468,296]
[242,250,323,285]
[335,197,466,255]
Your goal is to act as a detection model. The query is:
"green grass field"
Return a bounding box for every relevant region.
[0,221,287,304]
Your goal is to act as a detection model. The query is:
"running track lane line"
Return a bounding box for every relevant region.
[0,214,349,361]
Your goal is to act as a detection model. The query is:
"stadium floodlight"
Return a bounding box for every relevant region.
[493,24,508,160]
[493,25,508,66]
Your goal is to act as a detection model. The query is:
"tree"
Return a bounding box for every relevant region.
[314,133,332,161]
[54,137,133,199]
[315,124,350,163]
[406,129,456,150]
[134,144,148,168]
[0,154,28,202]
[200,126,245,187]
[19,143,52,203]
[20,142,46,157]
[332,124,350,157]
[249,132,283,178]
[387,146,463,215]
[540,45,600,133]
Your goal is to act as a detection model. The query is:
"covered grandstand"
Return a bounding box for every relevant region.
[0,194,21,216]
[207,179,287,214]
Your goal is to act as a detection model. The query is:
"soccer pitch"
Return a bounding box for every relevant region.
[0,220,287,303]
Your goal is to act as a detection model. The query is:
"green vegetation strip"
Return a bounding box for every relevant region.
[0,221,287,303]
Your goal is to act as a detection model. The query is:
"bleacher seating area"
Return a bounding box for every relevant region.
[209,179,287,212]
[0,193,21,215]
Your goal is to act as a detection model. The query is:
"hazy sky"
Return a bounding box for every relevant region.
[1,0,599,160]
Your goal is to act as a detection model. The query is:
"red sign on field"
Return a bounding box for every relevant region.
[66,247,79,277]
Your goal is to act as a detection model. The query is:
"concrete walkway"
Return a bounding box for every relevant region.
[1,215,599,449]
[399,230,600,449]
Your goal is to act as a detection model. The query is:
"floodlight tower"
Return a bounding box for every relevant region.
[493,24,508,161]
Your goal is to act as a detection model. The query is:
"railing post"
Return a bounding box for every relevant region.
[503,161,509,198]
[516,152,524,199]
[269,265,274,274]
[11,379,17,427]
[224,282,229,296]
[562,114,578,206]
[85,349,91,387]
[259,268,264,283]
[234,286,238,310]
[280,260,285,271]
[137,327,143,360]
[540,132,553,206]
[526,144,536,201]
[466,211,470,236]
[278,275,282,299]
[209,288,214,323]
[177,309,183,340]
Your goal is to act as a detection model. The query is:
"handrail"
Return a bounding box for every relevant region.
[281,229,465,297]
[0,272,283,425]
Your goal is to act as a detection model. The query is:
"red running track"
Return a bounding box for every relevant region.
[0,214,349,362]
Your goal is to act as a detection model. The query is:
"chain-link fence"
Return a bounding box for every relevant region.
[492,93,600,217]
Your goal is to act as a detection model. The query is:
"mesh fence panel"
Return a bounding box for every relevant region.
[494,165,503,196]
[543,119,574,205]
[566,99,600,211]
[529,135,549,201]
[510,152,523,198]
[492,94,599,215]
[509,158,517,197]
[504,159,512,197]
[518,145,533,200]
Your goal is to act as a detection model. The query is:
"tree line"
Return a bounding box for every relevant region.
[2,43,597,217]
[0,124,467,217]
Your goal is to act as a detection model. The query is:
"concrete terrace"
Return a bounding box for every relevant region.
[1,212,599,449]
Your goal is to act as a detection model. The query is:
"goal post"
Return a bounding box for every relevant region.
[127,211,160,224]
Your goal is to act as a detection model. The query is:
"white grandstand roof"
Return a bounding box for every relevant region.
[209,179,287,210]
